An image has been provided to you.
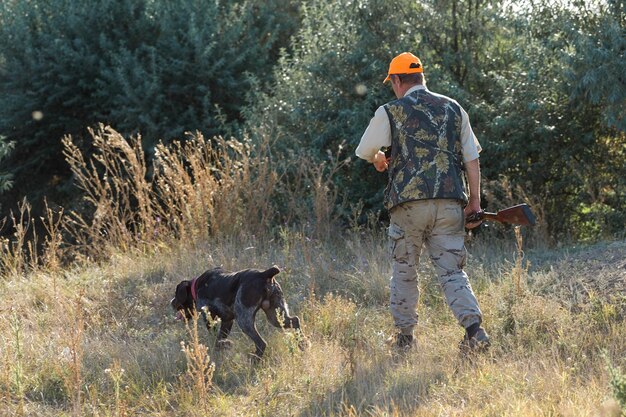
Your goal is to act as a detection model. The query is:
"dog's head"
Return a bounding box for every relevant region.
[263,266,290,309]
[171,280,195,321]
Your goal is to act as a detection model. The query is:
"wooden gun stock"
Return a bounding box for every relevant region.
[466,203,536,226]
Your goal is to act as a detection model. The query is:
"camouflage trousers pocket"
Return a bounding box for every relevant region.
[388,223,407,261]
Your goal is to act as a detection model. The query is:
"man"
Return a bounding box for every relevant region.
[356,52,489,351]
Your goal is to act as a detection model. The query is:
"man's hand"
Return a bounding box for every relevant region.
[464,199,483,229]
[373,150,389,172]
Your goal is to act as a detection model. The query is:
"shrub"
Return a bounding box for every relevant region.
[0,0,299,216]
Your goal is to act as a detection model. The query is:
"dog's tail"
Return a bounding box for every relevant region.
[262,265,280,282]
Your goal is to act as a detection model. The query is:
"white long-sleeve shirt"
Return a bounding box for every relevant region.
[355,85,482,163]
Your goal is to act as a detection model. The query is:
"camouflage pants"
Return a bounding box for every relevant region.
[388,199,482,334]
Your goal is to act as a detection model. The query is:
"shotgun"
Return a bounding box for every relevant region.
[466,203,536,226]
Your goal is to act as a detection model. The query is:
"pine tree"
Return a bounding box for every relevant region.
[0,0,298,214]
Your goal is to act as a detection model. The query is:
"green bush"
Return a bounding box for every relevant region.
[481,2,626,241]
[0,0,299,211]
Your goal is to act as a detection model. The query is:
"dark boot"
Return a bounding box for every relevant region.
[459,327,490,353]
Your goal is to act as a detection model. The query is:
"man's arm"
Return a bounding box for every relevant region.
[459,106,481,162]
[355,106,391,166]
[457,104,482,228]
[463,157,482,229]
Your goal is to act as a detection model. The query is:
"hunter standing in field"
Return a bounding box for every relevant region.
[356,52,490,351]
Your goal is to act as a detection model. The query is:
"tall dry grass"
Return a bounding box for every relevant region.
[57,125,349,262]
[0,199,38,275]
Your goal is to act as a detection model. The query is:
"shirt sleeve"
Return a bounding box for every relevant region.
[460,106,482,162]
[355,106,392,162]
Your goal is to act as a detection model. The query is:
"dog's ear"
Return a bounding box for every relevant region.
[263,266,280,282]
[175,281,192,304]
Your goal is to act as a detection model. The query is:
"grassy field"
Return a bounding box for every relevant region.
[1,228,625,416]
[1,128,624,416]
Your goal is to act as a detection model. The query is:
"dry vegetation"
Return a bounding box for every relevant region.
[1,127,625,416]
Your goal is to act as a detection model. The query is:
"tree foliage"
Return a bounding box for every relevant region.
[0,0,624,241]
[484,1,626,240]
[246,0,625,239]
[0,0,299,207]
[245,0,508,209]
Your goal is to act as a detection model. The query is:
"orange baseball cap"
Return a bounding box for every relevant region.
[383,52,423,83]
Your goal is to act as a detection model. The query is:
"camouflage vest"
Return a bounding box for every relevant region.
[383,88,467,210]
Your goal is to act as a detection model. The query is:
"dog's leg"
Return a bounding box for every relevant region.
[215,319,234,350]
[235,303,267,361]
[218,319,234,339]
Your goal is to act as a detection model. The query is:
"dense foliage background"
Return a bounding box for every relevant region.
[0,0,624,242]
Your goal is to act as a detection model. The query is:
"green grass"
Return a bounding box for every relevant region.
[1,230,624,416]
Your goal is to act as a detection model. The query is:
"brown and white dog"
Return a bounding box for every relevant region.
[171,266,304,360]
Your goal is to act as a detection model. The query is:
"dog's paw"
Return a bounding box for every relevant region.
[216,339,233,351]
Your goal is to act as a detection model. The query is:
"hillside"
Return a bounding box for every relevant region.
[1,233,624,416]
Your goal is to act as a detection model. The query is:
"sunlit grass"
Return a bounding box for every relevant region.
[1,230,624,416]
